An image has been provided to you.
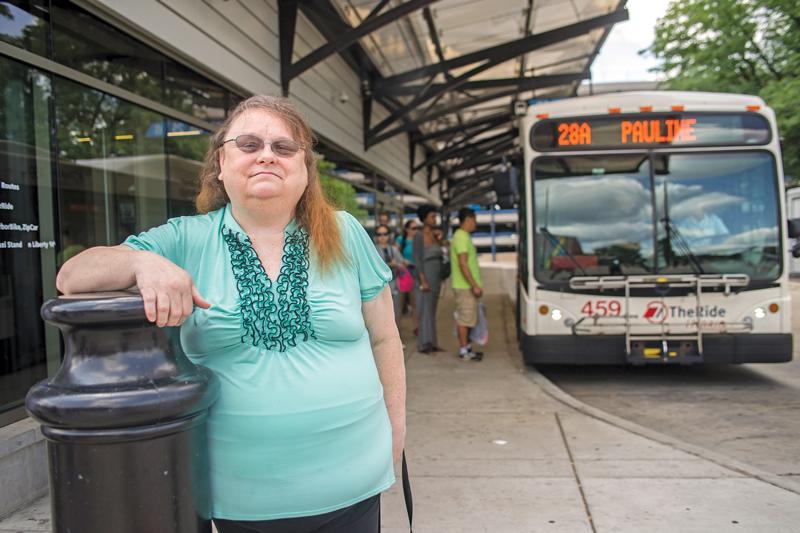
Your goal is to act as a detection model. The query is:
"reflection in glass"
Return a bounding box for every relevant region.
[165,121,210,217]
[0,56,49,412]
[165,62,228,123]
[54,77,168,249]
[0,0,48,55]
[534,155,653,280]
[655,152,779,278]
[50,0,163,102]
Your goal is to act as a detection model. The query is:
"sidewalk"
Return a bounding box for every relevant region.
[380,288,800,532]
[4,288,800,532]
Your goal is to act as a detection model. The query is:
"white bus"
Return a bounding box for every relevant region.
[518,91,794,364]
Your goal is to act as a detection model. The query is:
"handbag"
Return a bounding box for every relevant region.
[439,256,451,281]
[397,268,414,293]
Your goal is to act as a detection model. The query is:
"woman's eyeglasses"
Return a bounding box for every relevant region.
[223,134,303,158]
[376,232,389,237]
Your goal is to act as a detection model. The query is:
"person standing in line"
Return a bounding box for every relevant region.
[413,205,444,354]
[451,207,483,361]
[398,220,419,333]
[374,223,404,330]
[376,211,397,242]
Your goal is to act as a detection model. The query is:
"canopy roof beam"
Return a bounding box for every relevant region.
[280,0,440,95]
[447,140,516,173]
[446,170,497,196]
[373,8,628,91]
[411,113,510,143]
[367,68,590,147]
[416,129,518,173]
[377,71,588,97]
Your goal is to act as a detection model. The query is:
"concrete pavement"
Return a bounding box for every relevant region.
[380,283,800,532]
[3,276,800,532]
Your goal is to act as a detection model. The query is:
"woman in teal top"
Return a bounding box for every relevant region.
[56,95,406,532]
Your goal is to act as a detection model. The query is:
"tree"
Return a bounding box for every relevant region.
[317,160,368,220]
[645,0,800,182]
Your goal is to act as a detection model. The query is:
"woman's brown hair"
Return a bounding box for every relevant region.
[196,95,344,272]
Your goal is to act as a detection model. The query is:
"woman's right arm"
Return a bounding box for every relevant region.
[412,233,429,290]
[56,245,209,327]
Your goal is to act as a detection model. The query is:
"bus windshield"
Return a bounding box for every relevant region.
[533,151,780,282]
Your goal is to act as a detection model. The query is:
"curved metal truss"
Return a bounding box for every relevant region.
[279,0,628,203]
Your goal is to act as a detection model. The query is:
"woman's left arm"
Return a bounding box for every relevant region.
[363,286,406,465]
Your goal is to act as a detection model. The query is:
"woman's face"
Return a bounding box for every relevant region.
[375,225,390,245]
[424,211,438,227]
[218,109,308,209]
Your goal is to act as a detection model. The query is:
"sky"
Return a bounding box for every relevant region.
[590,0,672,83]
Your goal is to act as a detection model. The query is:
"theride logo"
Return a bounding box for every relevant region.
[643,301,668,324]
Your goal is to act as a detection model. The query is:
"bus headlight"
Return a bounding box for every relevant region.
[551,309,562,321]
[564,317,575,328]
[754,307,766,319]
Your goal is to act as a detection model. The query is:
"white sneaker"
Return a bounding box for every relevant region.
[458,351,475,361]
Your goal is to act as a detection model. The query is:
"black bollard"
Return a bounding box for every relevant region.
[26,292,220,533]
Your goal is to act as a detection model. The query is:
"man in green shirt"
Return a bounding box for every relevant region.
[451,207,483,361]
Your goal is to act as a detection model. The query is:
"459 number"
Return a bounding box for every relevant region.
[580,300,622,316]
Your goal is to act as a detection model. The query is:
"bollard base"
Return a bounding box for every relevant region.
[47,417,211,533]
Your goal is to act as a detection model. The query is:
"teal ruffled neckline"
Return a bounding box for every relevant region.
[221,224,316,352]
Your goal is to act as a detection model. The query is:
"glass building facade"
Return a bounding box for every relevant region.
[0,0,243,424]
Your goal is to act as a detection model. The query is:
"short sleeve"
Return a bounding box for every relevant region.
[451,229,470,256]
[339,212,392,301]
[122,218,185,266]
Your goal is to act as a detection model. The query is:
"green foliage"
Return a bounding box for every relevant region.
[317,160,368,220]
[645,0,800,183]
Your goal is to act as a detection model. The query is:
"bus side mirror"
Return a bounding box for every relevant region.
[788,218,800,239]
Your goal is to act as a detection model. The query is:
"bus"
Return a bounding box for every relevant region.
[517,91,794,365]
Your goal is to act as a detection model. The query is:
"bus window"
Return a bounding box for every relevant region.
[654,151,780,280]
[533,154,653,281]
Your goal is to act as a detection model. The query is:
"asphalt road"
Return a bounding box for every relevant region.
[537,283,800,485]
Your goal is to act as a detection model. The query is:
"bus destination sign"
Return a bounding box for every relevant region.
[531,112,770,151]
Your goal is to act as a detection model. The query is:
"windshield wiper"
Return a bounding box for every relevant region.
[540,226,588,276]
[661,217,705,274]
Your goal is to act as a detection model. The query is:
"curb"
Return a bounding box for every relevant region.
[524,366,800,496]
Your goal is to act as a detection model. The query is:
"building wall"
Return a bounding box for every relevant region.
[84,0,436,201]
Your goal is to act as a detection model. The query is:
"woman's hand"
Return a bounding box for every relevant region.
[420,280,430,292]
[392,423,406,465]
[132,251,211,327]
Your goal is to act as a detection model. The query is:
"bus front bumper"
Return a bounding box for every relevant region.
[521,333,793,365]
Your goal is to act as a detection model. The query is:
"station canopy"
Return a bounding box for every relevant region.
[280,0,628,205]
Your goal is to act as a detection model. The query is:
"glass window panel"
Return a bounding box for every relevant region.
[165,120,210,217]
[533,154,653,281]
[50,0,164,102]
[164,61,228,124]
[0,0,48,55]
[54,77,168,250]
[0,56,54,414]
[654,152,780,280]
